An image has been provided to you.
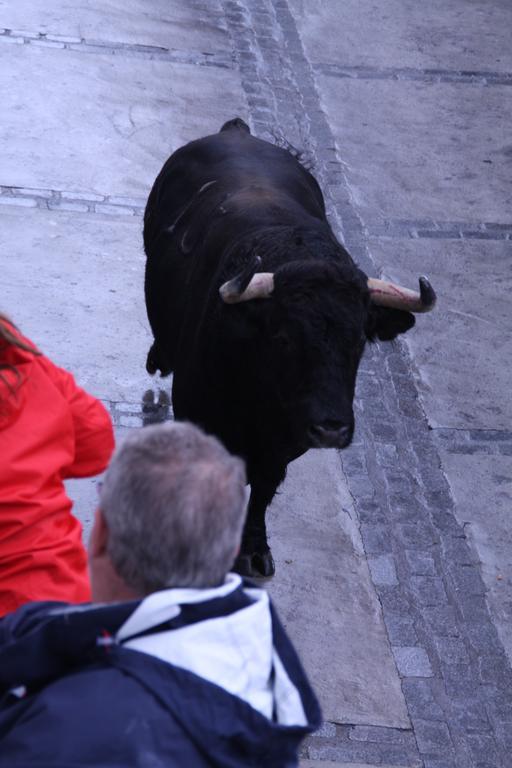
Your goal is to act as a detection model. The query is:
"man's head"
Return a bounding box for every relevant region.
[89,422,247,601]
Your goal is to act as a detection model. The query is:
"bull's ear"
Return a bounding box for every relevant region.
[365,306,415,342]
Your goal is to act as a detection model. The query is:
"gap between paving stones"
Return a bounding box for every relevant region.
[0,186,145,216]
[365,219,512,241]
[223,0,512,765]
[0,28,233,68]
[314,62,512,86]
[433,428,512,457]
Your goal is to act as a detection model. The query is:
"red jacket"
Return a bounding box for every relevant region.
[0,325,115,616]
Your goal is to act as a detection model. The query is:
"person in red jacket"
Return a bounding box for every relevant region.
[0,313,115,616]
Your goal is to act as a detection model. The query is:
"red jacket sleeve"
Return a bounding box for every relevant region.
[38,357,115,479]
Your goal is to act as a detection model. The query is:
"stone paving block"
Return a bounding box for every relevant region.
[0,195,37,207]
[433,636,469,665]
[384,614,418,646]
[307,742,421,766]
[0,0,231,52]
[401,679,445,721]
[466,733,499,765]
[318,77,512,223]
[93,203,136,216]
[447,563,487,597]
[422,759,456,768]
[412,718,453,754]
[409,576,449,606]
[441,663,478,700]
[379,588,414,617]
[451,699,492,734]
[374,442,399,468]
[457,594,491,624]
[0,44,246,198]
[354,498,387,525]
[384,471,416,495]
[312,721,337,738]
[289,0,512,72]
[387,495,426,524]
[30,39,65,49]
[47,201,90,213]
[421,605,460,637]
[398,524,438,550]
[367,420,398,442]
[487,695,512,727]
[441,535,479,566]
[349,725,414,745]
[392,646,433,677]
[368,555,398,586]
[477,654,512,685]
[344,474,376,503]
[301,762,414,768]
[360,524,393,554]
[119,415,143,428]
[46,34,82,44]
[469,429,512,442]
[465,621,504,655]
[495,721,512,750]
[16,186,55,198]
[428,508,461,536]
[66,191,106,202]
[404,550,437,576]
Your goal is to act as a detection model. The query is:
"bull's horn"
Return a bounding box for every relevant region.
[219,255,275,303]
[367,275,436,313]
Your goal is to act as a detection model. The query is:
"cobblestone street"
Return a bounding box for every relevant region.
[1,2,511,766]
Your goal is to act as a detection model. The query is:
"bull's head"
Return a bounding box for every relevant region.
[219,254,435,454]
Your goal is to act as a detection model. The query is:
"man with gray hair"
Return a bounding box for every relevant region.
[0,422,320,767]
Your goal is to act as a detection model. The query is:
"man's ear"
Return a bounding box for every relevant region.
[89,508,109,559]
[365,305,416,342]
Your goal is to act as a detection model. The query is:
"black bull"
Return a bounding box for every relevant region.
[143,118,435,578]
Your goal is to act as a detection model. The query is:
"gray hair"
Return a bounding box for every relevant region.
[98,422,247,593]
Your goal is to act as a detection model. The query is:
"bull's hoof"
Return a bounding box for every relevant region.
[146,344,158,375]
[146,343,172,377]
[233,550,275,579]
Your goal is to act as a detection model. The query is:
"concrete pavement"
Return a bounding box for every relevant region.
[1,1,511,766]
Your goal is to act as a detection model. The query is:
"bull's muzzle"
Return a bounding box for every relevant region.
[307,422,354,449]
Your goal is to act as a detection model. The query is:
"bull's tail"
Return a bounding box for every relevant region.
[220,117,251,134]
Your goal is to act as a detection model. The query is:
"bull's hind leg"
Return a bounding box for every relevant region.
[233,467,284,578]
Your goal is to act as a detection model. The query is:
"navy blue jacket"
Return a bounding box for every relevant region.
[0,581,321,766]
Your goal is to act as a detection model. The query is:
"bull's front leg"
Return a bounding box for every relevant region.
[233,467,285,578]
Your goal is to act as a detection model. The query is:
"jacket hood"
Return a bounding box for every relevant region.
[0,578,321,767]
